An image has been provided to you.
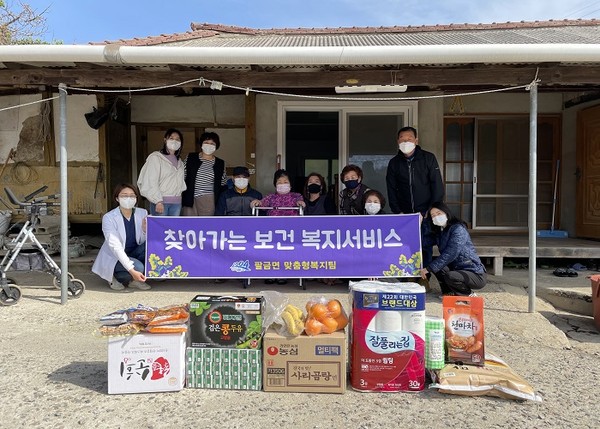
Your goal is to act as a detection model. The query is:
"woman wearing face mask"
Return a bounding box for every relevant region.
[362,189,386,215]
[137,128,186,216]
[251,169,306,285]
[92,184,151,291]
[182,132,229,216]
[339,164,371,215]
[303,172,336,215]
[421,201,486,297]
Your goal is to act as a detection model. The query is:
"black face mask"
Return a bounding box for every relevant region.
[343,179,359,190]
[307,184,321,194]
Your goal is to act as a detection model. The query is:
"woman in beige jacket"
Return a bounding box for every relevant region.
[137,128,187,216]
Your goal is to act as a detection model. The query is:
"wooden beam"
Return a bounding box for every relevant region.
[245,92,257,187]
[1,65,600,89]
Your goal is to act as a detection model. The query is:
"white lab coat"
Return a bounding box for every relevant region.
[92,206,148,282]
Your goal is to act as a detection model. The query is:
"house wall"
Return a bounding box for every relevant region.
[0,94,102,218]
[0,91,579,232]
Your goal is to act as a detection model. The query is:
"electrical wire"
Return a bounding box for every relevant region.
[0,73,541,114]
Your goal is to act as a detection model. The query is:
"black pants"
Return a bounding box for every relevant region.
[433,266,486,295]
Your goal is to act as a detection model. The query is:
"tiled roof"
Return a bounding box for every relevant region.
[92,19,600,46]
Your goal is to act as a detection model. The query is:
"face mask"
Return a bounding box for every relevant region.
[234,178,249,189]
[166,139,181,152]
[118,197,136,210]
[343,179,359,190]
[432,214,448,227]
[276,183,291,194]
[365,203,381,215]
[307,183,321,194]
[202,143,216,155]
[399,141,416,155]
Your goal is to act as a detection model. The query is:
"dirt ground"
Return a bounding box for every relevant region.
[0,270,599,429]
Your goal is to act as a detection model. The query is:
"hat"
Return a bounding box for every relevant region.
[232,166,250,177]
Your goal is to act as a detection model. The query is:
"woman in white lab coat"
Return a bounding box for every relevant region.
[92,183,151,291]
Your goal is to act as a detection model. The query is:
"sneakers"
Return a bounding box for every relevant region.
[468,292,478,297]
[129,280,151,290]
[109,278,125,291]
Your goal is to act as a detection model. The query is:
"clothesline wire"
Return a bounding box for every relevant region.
[1,72,541,111]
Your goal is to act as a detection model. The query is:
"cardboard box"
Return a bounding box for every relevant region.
[189,295,263,349]
[263,329,347,394]
[108,332,186,394]
[186,347,262,390]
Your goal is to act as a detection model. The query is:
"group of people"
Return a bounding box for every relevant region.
[92,126,486,296]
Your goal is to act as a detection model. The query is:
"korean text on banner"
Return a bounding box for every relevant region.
[145,214,422,279]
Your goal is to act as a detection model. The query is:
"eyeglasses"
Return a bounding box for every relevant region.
[118,194,137,198]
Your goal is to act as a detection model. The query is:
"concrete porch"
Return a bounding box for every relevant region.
[471,235,600,276]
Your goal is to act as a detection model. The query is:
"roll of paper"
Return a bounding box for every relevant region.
[402,311,425,340]
[367,310,404,332]
[425,316,445,369]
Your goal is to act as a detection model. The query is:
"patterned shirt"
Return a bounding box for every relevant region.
[261,192,303,216]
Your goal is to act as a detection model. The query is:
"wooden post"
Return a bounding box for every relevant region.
[245,93,257,188]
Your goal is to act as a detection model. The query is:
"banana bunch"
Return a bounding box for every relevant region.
[281,304,305,336]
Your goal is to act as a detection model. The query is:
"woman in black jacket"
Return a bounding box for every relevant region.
[182,132,228,216]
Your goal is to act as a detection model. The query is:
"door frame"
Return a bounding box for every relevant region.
[277,100,418,174]
[576,103,600,239]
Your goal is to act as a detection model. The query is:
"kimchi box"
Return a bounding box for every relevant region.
[107,332,186,394]
[189,295,263,349]
[186,347,262,390]
[262,329,347,394]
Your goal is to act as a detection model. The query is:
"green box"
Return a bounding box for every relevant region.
[186,347,262,390]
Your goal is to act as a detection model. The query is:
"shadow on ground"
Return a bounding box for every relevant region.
[47,361,107,394]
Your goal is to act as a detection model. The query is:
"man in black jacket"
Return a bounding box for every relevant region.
[386,126,444,270]
[215,166,262,216]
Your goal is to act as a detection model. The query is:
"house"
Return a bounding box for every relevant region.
[0,19,599,242]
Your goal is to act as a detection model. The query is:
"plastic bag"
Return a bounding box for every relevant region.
[144,323,188,334]
[304,295,348,336]
[260,290,305,337]
[147,304,189,326]
[259,290,289,331]
[96,323,143,337]
[430,352,543,402]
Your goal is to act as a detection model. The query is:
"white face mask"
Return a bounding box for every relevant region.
[234,178,249,189]
[118,197,137,210]
[365,202,381,215]
[166,139,181,152]
[276,183,291,194]
[399,141,416,155]
[432,214,448,227]
[202,143,216,155]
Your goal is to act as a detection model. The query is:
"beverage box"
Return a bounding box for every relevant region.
[442,295,485,366]
[189,295,263,349]
[262,329,347,394]
[108,332,186,394]
[186,347,262,390]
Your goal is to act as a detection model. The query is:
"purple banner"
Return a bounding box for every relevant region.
[145,214,422,279]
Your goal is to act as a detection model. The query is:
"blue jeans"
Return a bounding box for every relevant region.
[114,243,145,286]
[150,203,181,216]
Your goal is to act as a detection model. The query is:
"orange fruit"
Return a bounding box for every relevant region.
[309,303,329,321]
[304,318,323,336]
[335,314,348,330]
[326,299,342,318]
[306,301,314,313]
[321,317,339,334]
